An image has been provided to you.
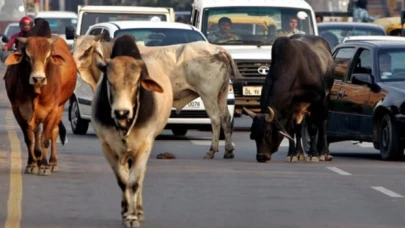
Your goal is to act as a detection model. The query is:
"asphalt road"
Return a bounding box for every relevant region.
[1,65,405,228]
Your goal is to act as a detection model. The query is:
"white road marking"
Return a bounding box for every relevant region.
[326,167,352,176]
[371,186,404,198]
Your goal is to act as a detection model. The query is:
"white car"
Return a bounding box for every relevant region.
[68,21,235,138]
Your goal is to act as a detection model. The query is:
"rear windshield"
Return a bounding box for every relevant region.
[319,26,385,49]
[80,13,168,35]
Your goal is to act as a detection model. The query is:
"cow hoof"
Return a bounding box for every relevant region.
[123,216,140,228]
[325,154,333,161]
[285,156,299,162]
[319,155,326,161]
[285,156,291,162]
[51,165,59,172]
[38,166,52,176]
[204,152,215,159]
[298,154,306,161]
[306,157,320,163]
[137,213,144,222]
[223,153,234,159]
[25,165,38,174]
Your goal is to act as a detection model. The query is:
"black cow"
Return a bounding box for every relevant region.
[244,34,334,163]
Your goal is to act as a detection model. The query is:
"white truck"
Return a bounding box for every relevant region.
[65,5,175,38]
[190,0,318,115]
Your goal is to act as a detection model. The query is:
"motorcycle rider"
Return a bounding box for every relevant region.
[2,16,34,52]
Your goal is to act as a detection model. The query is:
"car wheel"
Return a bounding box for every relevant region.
[172,128,187,136]
[69,99,89,135]
[220,118,234,140]
[378,113,403,161]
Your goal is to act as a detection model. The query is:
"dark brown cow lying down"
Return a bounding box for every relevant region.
[4,26,77,175]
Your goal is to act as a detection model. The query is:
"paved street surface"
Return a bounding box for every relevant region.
[1,64,405,228]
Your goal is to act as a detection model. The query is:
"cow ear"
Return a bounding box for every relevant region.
[50,54,65,65]
[5,51,23,65]
[136,60,164,93]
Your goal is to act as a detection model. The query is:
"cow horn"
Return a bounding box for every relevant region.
[266,106,275,122]
[94,31,107,41]
[16,37,27,44]
[47,37,58,44]
[278,130,294,141]
[243,107,256,118]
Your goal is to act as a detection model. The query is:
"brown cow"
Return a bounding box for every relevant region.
[4,36,77,175]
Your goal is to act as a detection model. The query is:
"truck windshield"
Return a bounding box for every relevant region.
[80,13,168,35]
[202,7,315,45]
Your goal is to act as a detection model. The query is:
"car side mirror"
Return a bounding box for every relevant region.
[2,36,9,43]
[352,73,373,85]
[65,25,76,40]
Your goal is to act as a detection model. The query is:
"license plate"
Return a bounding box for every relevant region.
[243,86,262,96]
[186,101,201,109]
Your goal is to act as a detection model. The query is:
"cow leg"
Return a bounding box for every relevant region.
[200,96,221,159]
[34,125,42,162]
[123,140,153,228]
[218,87,234,159]
[11,107,38,174]
[306,116,320,163]
[38,111,59,176]
[285,123,298,162]
[295,123,306,161]
[318,119,333,161]
[49,107,64,172]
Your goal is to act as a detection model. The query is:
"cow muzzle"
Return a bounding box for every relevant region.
[112,108,134,133]
[29,75,47,87]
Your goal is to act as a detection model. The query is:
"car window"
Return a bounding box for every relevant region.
[378,48,405,81]
[333,47,356,81]
[6,25,19,38]
[89,28,102,35]
[349,48,372,81]
[114,28,206,46]
[40,17,78,34]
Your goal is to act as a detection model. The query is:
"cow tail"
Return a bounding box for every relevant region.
[58,121,67,145]
[222,50,240,82]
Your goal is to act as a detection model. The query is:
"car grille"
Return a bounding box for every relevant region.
[170,110,209,118]
[235,60,271,77]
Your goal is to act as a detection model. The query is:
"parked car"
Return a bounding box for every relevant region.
[318,22,386,49]
[302,40,405,161]
[342,35,405,43]
[69,21,235,138]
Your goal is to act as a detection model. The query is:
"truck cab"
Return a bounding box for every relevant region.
[190,0,318,115]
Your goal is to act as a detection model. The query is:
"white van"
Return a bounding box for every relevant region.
[190,0,317,115]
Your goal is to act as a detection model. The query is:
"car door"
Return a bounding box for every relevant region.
[336,47,373,138]
[328,46,357,137]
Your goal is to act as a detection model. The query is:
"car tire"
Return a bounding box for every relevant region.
[172,128,187,136]
[69,99,89,135]
[378,113,403,161]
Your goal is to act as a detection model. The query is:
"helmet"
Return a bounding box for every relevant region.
[19,16,33,32]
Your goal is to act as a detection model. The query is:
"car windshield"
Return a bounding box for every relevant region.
[114,28,206,46]
[319,26,385,49]
[80,13,168,35]
[6,25,20,37]
[41,17,78,34]
[378,48,405,81]
[202,7,315,45]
